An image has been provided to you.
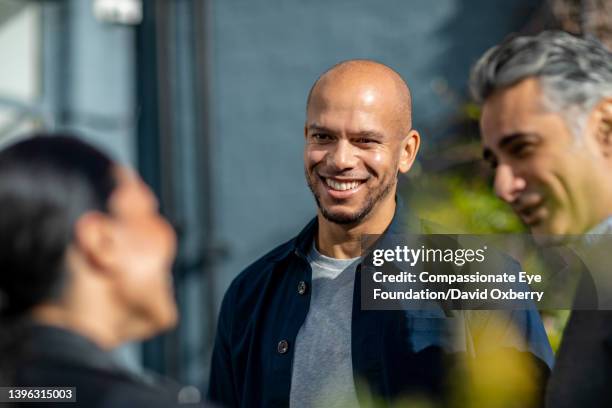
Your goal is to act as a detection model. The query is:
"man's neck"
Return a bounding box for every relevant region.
[316,197,396,259]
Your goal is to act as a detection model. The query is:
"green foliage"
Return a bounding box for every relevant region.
[403,173,524,234]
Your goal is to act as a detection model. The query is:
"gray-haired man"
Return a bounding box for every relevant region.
[470,31,612,407]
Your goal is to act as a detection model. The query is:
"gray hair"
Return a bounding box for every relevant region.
[470,30,612,135]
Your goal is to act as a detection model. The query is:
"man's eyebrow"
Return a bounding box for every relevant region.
[498,132,538,149]
[306,125,385,140]
[307,124,333,133]
[483,132,541,161]
[350,130,385,139]
[482,133,523,159]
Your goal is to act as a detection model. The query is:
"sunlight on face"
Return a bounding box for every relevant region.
[304,81,410,225]
[481,78,608,237]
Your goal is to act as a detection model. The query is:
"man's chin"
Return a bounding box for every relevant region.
[320,207,366,225]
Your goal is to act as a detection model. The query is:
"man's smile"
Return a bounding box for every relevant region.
[324,176,365,191]
[318,175,367,199]
[511,193,547,228]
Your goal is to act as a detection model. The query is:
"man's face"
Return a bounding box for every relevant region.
[304,83,412,225]
[106,168,178,336]
[481,78,608,236]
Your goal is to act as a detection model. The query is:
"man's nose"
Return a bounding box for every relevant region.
[328,139,358,170]
[494,164,526,203]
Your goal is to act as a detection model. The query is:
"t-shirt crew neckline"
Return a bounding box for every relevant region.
[307,242,361,275]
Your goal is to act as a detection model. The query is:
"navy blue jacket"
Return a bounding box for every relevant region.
[208,209,554,407]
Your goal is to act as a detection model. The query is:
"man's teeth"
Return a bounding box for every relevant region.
[325,178,362,191]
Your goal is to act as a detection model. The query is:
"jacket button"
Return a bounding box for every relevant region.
[297,281,307,295]
[277,340,289,354]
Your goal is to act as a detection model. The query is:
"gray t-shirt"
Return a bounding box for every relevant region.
[289,242,361,408]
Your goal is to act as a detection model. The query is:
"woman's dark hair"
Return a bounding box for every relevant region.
[0,134,117,318]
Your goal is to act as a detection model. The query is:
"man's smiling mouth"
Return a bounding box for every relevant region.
[515,202,546,226]
[324,177,364,191]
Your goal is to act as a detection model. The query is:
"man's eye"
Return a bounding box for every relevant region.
[355,138,376,144]
[312,133,331,141]
[510,143,533,157]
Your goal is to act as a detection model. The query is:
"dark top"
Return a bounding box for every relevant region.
[208,204,554,408]
[545,310,612,408]
[0,321,205,408]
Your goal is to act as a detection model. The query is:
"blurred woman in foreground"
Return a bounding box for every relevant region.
[0,134,202,407]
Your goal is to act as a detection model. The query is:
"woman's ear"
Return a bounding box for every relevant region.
[73,212,118,273]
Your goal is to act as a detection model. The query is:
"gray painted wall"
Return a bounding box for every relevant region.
[61,0,136,164]
[209,0,539,307]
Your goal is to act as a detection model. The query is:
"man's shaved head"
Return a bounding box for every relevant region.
[304,59,420,226]
[306,59,413,135]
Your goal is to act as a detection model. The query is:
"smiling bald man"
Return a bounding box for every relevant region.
[208,60,552,408]
[303,60,417,237]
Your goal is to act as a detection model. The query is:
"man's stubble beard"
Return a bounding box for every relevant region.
[305,169,397,226]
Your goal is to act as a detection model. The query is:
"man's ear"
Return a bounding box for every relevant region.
[593,98,612,158]
[73,212,118,273]
[398,129,420,174]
